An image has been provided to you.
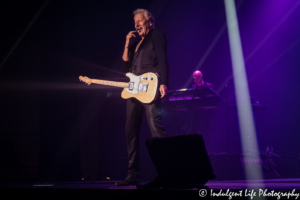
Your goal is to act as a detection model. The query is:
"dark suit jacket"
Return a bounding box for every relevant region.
[123,28,169,87]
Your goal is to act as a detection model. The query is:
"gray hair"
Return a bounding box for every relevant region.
[133,8,155,28]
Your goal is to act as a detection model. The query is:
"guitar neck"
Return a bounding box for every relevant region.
[91,79,129,88]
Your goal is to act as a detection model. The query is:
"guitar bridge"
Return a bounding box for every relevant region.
[138,83,148,92]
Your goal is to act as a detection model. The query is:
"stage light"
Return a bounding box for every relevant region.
[224,0,263,183]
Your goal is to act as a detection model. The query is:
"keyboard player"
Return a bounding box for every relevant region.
[190,70,219,147]
[192,70,213,90]
[161,70,219,148]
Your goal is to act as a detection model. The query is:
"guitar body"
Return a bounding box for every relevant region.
[121,72,159,104]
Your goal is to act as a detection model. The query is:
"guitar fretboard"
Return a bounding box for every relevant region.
[92,79,129,88]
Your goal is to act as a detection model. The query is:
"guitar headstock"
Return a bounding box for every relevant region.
[79,76,92,85]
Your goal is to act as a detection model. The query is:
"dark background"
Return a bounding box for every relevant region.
[0,0,299,181]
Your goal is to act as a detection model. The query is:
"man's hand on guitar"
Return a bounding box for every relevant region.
[160,85,168,98]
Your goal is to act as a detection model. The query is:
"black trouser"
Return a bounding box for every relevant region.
[125,97,167,177]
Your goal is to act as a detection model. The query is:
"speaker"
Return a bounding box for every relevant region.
[145,133,214,188]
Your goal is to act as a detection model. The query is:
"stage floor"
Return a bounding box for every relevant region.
[1,178,300,200]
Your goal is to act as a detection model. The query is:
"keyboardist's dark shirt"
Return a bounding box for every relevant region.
[192,82,213,90]
[191,82,220,100]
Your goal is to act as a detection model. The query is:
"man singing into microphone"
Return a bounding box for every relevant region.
[115,8,169,186]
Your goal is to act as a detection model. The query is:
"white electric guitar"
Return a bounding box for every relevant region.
[79,72,159,103]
